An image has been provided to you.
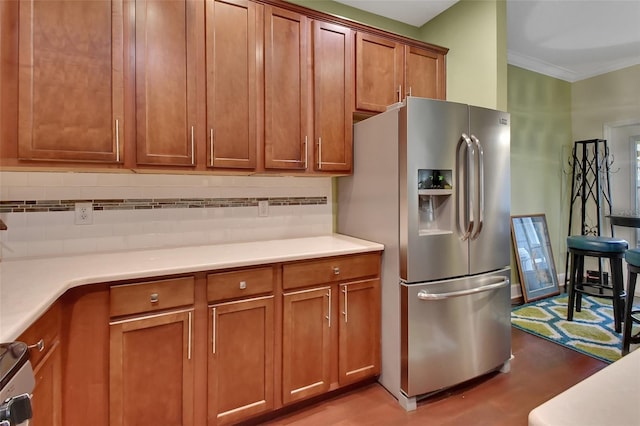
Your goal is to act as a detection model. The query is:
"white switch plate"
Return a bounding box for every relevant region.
[258,200,268,217]
[74,202,93,225]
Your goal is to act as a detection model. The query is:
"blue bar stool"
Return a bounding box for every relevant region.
[622,248,640,355]
[566,235,628,333]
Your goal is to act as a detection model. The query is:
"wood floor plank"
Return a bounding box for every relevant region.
[261,328,607,425]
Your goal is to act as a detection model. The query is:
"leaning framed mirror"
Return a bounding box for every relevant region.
[511,214,560,303]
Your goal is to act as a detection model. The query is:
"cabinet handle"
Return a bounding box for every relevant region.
[212,307,216,354]
[397,85,402,103]
[317,137,322,170]
[239,280,247,290]
[150,293,159,303]
[115,119,120,162]
[187,311,192,360]
[408,86,412,97]
[209,129,214,167]
[28,339,45,352]
[342,285,348,323]
[333,267,340,275]
[303,136,308,170]
[191,126,195,165]
[326,289,331,328]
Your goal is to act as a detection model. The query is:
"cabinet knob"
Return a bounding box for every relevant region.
[239,281,247,290]
[150,293,159,303]
[333,267,340,275]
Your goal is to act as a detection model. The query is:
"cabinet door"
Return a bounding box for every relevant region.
[110,309,194,426]
[208,296,274,425]
[18,0,124,162]
[206,0,259,170]
[355,32,403,113]
[405,45,446,100]
[282,287,331,404]
[264,6,309,170]
[338,279,381,385]
[135,0,199,166]
[31,341,62,426]
[313,21,353,173]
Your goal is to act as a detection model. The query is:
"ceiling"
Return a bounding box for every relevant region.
[333,0,640,82]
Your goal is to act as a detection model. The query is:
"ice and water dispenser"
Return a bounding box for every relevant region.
[418,169,453,235]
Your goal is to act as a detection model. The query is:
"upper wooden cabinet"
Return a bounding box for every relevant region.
[263,9,353,174]
[206,0,260,170]
[355,32,403,113]
[3,0,447,173]
[17,0,125,163]
[135,0,200,167]
[263,6,309,170]
[355,32,446,113]
[405,45,446,100]
[312,21,353,173]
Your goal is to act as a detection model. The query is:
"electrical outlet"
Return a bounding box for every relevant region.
[258,200,269,217]
[74,202,93,225]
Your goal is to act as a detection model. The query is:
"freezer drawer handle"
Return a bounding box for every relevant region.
[416,278,509,300]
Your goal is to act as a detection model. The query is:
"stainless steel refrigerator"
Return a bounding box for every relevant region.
[338,97,512,410]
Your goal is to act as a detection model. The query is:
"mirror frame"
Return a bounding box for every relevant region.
[511,214,560,303]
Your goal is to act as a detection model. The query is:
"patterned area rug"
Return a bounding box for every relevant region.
[511,294,640,363]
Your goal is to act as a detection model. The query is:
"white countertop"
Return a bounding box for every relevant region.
[528,347,640,426]
[0,234,383,342]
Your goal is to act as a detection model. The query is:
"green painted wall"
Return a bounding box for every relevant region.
[419,0,507,110]
[572,65,640,140]
[508,65,572,280]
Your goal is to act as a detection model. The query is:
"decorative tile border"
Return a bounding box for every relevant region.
[0,196,327,213]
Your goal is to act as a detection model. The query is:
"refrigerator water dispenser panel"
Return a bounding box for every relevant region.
[418,169,453,236]
[418,169,452,190]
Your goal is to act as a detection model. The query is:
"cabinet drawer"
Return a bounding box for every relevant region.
[283,253,380,290]
[18,302,61,368]
[110,277,195,318]
[207,267,274,302]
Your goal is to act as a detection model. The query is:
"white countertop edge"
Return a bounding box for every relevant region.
[528,347,640,426]
[0,234,384,342]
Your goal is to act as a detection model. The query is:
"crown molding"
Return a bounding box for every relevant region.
[508,50,640,83]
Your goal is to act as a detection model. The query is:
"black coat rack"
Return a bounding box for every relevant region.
[564,139,614,288]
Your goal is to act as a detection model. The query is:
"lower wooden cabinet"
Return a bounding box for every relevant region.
[338,279,381,384]
[208,296,274,425]
[17,301,62,426]
[31,341,62,426]
[109,309,195,426]
[282,278,381,405]
[282,287,332,404]
[26,251,381,426]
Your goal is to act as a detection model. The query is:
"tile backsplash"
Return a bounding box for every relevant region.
[0,172,333,260]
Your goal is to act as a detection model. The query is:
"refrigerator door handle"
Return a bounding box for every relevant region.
[470,134,484,240]
[456,134,474,240]
[416,277,509,300]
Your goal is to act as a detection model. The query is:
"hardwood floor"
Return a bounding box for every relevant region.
[261,327,607,426]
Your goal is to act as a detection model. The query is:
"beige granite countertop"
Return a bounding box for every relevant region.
[0,234,383,342]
